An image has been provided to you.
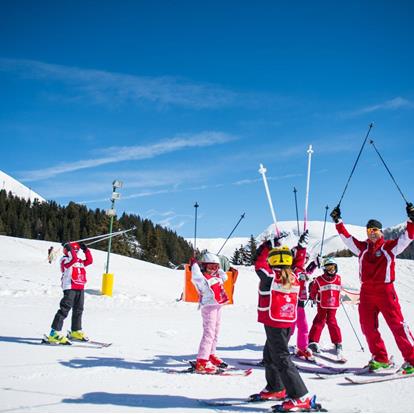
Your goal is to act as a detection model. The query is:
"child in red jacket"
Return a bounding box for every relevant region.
[308,257,343,357]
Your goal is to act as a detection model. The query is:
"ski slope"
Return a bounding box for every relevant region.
[1,234,414,412]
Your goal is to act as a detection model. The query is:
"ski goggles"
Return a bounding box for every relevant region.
[367,227,382,234]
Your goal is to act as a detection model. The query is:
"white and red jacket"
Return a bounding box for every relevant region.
[191,262,228,306]
[335,220,414,285]
[60,248,93,290]
[309,273,342,309]
[255,243,306,328]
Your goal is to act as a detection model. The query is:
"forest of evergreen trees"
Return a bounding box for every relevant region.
[0,190,193,267]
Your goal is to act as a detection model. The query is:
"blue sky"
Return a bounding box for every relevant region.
[1,0,413,238]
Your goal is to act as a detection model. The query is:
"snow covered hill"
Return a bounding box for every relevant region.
[1,235,414,412]
[0,169,45,202]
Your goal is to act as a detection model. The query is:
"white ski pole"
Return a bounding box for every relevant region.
[258,163,280,238]
[303,145,313,232]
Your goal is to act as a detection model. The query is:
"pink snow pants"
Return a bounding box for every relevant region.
[290,305,309,351]
[197,304,222,360]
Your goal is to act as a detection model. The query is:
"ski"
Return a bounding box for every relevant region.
[67,331,112,347]
[165,366,253,376]
[198,394,273,407]
[294,363,347,375]
[238,360,264,367]
[291,354,339,371]
[315,353,347,364]
[41,335,109,349]
[270,396,327,413]
[344,371,414,384]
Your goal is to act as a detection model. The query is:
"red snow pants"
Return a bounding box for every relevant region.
[309,306,342,344]
[359,283,414,365]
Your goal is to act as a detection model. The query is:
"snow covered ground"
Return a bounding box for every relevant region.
[1,234,414,413]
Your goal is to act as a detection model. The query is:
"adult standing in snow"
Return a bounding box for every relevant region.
[308,257,343,358]
[330,203,414,374]
[47,241,93,344]
[252,231,320,412]
[190,252,229,374]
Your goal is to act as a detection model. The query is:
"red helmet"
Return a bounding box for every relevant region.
[63,242,80,255]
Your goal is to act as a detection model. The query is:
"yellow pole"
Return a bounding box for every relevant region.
[101,273,114,296]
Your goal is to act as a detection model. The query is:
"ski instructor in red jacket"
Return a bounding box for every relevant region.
[330,203,414,374]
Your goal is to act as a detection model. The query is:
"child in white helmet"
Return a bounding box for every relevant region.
[190,252,229,374]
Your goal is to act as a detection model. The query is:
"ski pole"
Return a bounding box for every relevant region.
[193,202,199,255]
[369,140,409,204]
[337,123,374,207]
[319,205,329,256]
[74,226,136,244]
[303,145,313,232]
[293,187,300,236]
[85,227,135,246]
[258,163,280,238]
[216,213,246,255]
[341,300,365,352]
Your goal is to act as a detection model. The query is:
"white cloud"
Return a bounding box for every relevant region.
[339,97,414,118]
[0,58,240,109]
[19,131,237,182]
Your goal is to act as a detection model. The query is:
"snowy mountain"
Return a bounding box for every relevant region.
[0,169,45,202]
[1,234,414,412]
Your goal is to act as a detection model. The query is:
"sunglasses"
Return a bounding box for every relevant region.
[367,227,381,234]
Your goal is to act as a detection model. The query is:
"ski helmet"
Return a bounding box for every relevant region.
[322,257,337,273]
[267,246,293,267]
[201,252,221,264]
[63,242,80,255]
[366,219,382,230]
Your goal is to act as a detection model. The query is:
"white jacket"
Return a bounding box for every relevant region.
[191,262,228,306]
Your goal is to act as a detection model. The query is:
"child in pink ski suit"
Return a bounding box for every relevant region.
[190,252,229,374]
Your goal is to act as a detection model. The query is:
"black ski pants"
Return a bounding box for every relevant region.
[51,289,85,332]
[263,325,308,398]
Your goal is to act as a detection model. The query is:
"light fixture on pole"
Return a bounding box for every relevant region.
[102,180,123,296]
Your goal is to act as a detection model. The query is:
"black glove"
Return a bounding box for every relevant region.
[79,242,87,251]
[62,242,72,251]
[273,230,288,247]
[330,205,341,223]
[406,202,414,221]
[298,229,309,248]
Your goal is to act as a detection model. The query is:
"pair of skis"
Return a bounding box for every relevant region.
[41,334,112,349]
[165,360,252,377]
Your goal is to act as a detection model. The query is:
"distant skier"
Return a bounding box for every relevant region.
[46,241,93,344]
[47,246,54,264]
[252,231,321,412]
[330,203,414,374]
[308,257,343,359]
[190,252,229,374]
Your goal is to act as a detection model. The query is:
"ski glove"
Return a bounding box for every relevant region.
[406,202,414,221]
[273,230,288,247]
[330,206,341,223]
[62,242,72,251]
[189,256,198,266]
[298,229,309,248]
[79,242,87,251]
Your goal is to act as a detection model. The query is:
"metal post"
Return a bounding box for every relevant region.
[105,198,115,274]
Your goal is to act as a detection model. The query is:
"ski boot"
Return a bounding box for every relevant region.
[248,388,287,402]
[209,354,228,369]
[398,362,414,375]
[368,358,394,372]
[271,395,326,412]
[296,348,314,361]
[47,330,70,345]
[68,330,89,342]
[308,342,321,354]
[195,359,218,374]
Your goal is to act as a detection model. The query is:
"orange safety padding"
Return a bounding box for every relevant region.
[183,265,238,304]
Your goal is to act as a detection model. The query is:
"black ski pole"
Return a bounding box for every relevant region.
[293,187,300,236]
[370,140,409,204]
[319,205,329,256]
[337,123,374,207]
[216,213,246,255]
[193,202,199,256]
[341,300,365,352]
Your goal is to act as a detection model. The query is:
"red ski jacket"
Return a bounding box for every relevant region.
[335,220,414,285]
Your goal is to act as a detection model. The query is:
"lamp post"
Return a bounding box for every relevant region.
[102,180,123,296]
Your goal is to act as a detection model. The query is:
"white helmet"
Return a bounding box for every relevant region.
[201,252,221,264]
